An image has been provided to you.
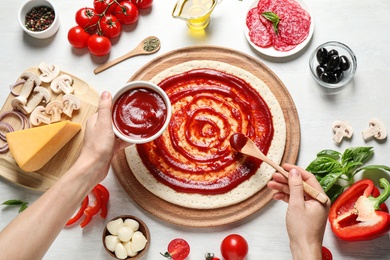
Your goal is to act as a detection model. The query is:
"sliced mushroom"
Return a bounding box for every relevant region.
[38,62,60,83]
[11,96,28,114]
[19,71,41,99]
[362,118,387,141]
[30,106,51,126]
[23,86,51,115]
[45,100,63,123]
[51,75,74,94]
[62,94,81,117]
[332,120,353,143]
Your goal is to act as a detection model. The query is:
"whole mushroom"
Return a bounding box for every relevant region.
[362,119,387,141]
[332,120,353,143]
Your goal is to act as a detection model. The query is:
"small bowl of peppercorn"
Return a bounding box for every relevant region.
[309,41,357,89]
[18,0,60,39]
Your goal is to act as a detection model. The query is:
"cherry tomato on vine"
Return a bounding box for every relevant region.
[220,234,248,260]
[161,238,190,260]
[67,26,90,48]
[99,14,122,38]
[94,0,118,14]
[322,246,333,260]
[114,1,139,25]
[87,34,111,56]
[131,0,153,9]
[75,7,99,32]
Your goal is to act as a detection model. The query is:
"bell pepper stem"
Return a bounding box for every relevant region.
[372,178,390,209]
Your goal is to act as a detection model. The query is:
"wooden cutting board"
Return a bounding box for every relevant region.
[0,67,100,191]
[112,46,301,227]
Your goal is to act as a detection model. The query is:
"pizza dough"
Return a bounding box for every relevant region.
[125,60,286,209]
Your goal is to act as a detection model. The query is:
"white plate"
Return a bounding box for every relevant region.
[244,0,314,58]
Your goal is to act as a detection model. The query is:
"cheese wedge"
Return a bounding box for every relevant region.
[6,120,81,172]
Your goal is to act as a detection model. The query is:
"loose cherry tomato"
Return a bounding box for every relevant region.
[322,246,333,260]
[220,234,248,260]
[114,1,139,25]
[75,7,99,32]
[99,14,122,38]
[161,238,190,260]
[67,26,90,48]
[131,0,153,9]
[87,34,111,56]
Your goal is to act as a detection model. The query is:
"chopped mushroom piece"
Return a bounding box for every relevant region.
[23,86,51,114]
[51,75,74,94]
[332,120,353,143]
[38,62,60,83]
[362,118,387,141]
[30,106,51,126]
[19,71,41,99]
[62,94,80,117]
[11,96,28,114]
[45,100,63,123]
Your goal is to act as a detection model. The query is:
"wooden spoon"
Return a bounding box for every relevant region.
[94,36,161,74]
[230,133,329,204]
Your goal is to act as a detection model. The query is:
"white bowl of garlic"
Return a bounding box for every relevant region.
[103,215,150,259]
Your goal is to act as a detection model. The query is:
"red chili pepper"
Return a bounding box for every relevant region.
[80,186,102,228]
[95,184,110,219]
[66,195,89,226]
[329,178,390,241]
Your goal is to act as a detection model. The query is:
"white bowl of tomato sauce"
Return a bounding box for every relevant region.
[112,81,172,144]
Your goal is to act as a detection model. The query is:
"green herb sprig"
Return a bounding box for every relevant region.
[262,11,280,35]
[306,147,390,203]
[2,199,29,213]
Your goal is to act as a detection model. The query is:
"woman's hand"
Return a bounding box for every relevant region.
[267,163,330,260]
[75,91,129,186]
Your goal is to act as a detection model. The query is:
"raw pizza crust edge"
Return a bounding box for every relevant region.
[125,60,286,209]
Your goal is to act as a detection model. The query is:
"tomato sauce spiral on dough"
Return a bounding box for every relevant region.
[136,68,274,195]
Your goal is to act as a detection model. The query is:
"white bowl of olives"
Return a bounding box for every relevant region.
[309,41,357,89]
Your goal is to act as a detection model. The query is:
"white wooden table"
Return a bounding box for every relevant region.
[1,0,389,259]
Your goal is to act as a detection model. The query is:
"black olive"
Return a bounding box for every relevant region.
[327,55,341,72]
[328,49,339,58]
[316,65,327,77]
[320,71,337,84]
[334,69,344,83]
[316,47,328,65]
[339,55,350,71]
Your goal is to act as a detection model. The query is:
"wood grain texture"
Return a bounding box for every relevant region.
[112,46,301,227]
[0,67,100,191]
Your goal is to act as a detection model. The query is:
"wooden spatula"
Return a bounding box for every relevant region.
[230,133,329,204]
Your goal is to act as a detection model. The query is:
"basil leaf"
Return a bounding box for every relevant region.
[320,171,344,192]
[317,149,341,160]
[262,12,280,34]
[19,202,29,213]
[326,184,345,203]
[342,147,373,164]
[2,200,25,206]
[306,156,341,175]
[360,164,390,172]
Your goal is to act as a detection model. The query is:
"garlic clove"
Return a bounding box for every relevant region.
[131,231,147,252]
[124,218,140,231]
[114,243,128,259]
[123,241,138,257]
[117,226,134,243]
[105,235,120,252]
[106,218,124,235]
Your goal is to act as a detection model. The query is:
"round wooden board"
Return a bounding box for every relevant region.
[111,46,301,227]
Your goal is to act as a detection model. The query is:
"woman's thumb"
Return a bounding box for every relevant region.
[288,168,305,205]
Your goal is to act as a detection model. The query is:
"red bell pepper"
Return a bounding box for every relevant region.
[66,196,89,226]
[329,178,390,241]
[80,186,102,228]
[95,184,109,219]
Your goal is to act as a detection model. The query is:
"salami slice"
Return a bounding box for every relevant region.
[246,8,272,48]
